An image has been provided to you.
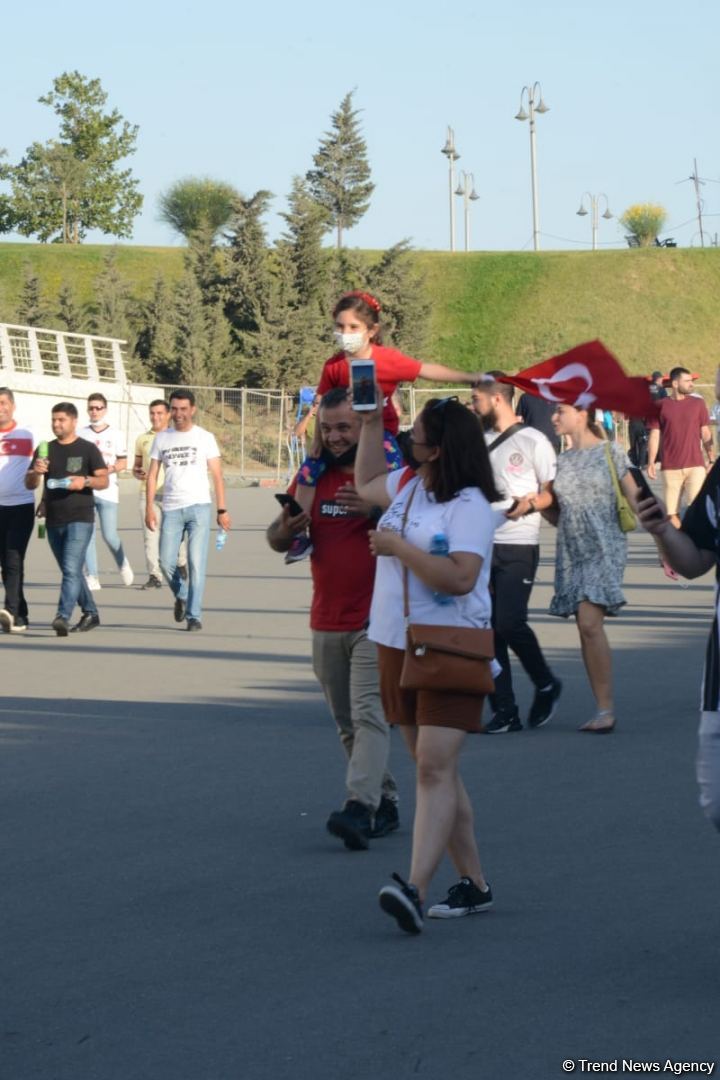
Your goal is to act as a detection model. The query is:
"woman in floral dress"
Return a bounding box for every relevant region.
[546,404,640,733]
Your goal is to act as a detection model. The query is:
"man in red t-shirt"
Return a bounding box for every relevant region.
[266,388,399,851]
[647,367,715,527]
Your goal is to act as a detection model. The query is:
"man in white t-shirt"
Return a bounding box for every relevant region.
[79,392,134,589]
[472,376,561,733]
[0,388,36,633]
[145,389,231,631]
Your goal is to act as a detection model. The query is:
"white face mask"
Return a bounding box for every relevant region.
[333,330,366,355]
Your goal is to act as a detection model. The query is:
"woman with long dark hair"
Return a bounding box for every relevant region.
[355,396,500,934]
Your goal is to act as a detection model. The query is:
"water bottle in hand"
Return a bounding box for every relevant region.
[47,477,73,490]
[37,441,49,460]
[429,533,453,605]
[216,529,228,551]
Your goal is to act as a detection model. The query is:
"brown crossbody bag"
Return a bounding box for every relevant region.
[398,479,495,696]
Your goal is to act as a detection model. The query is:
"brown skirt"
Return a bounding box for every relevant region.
[377,643,486,734]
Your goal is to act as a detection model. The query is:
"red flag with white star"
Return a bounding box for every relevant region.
[499,340,658,419]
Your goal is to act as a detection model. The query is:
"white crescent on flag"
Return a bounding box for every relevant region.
[532,363,597,410]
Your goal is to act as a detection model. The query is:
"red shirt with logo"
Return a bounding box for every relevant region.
[316,345,422,435]
[288,469,376,631]
[647,395,710,470]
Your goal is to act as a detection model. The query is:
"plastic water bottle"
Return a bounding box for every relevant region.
[216,529,228,551]
[37,519,46,540]
[429,533,453,605]
[47,477,73,490]
[37,440,49,460]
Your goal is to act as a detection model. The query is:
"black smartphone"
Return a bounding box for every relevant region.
[275,493,304,517]
[629,467,663,520]
[350,359,377,411]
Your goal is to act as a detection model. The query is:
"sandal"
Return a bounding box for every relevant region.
[578,709,615,734]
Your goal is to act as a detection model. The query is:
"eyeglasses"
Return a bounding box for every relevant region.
[88,405,106,411]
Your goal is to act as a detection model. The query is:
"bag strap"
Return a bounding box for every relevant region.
[400,479,421,623]
[603,441,623,504]
[488,422,524,453]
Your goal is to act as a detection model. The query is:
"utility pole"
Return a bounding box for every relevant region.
[691,158,705,248]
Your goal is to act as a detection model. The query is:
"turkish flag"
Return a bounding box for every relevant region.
[500,340,658,419]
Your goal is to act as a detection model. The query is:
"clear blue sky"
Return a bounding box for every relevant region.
[2,0,719,252]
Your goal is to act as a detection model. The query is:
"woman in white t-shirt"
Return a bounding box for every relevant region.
[356,395,500,935]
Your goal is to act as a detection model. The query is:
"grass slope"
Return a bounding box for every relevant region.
[1,243,719,379]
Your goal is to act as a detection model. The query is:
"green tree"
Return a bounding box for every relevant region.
[8,71,142,243]
[620,203,668,247]
[0,149,15,234]
[56,281,87,333]
[158,177,239,243]
[172,272,237,387]
[17,266,49,327]
[306,91,375,249]
[136,277,180,383]
[367,241,430,357]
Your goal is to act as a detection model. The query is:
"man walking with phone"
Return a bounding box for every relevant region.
[266,387,400,850]
[471,375,561,732]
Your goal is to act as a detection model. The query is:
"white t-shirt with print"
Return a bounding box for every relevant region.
[150,425,221,511]
[79,424,127,504]
[486,426,557,545]
[368,470,498,651]
[0,424,36,506]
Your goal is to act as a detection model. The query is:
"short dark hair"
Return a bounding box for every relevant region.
[420,398,500,504]
[169,389,195,406]
[472,376,514,405]
[87,392,107,406]
[0,387,15,403]
[149,399,170,410]
[669,366,690,383]
[319,387,350,410]
[52,402,78,418]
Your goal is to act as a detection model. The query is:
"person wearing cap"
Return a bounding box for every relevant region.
[649,371,668,403]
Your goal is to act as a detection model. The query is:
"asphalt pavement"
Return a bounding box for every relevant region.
[2,485,719,1080]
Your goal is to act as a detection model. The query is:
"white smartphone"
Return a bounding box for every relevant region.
[350,359,377,411]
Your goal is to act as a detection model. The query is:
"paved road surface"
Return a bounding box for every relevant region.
[2,487,719,1080]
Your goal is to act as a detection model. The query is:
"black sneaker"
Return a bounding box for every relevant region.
[485,709,523,733]
[10,617,28,634]
[52,615,69,637]
[371,796,400,838]
[186,618,202,631]
[174,597,186,623]
[527,677,562,728]
[141,575,163,590]
[70,612,100,633]
[428,877,493,919]
[379,873,424,934]
[326,799,372,850]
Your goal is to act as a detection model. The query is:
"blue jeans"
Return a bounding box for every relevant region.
[46,521,98,621]
[159,504,211,621]
[85,498,126,576]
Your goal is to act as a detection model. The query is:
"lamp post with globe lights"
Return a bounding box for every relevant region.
[515,83,550,251]
[576,193,613,251]
[441,126,461,252]
[455,172,480,252]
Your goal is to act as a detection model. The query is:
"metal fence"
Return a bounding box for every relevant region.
[0,323,128,382]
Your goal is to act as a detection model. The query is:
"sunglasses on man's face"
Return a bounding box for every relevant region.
[88,405,106,411]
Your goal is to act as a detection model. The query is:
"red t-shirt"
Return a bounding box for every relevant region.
[647,395,709,470]
[288,469,376,632]
[316,344,422,435]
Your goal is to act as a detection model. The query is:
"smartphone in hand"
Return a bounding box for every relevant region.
[629,467,664,521]
[350,359,377,411]
[275,493,304,517]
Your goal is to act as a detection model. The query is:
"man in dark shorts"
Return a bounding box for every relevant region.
[25,402,108,636]
[266,387,400,851]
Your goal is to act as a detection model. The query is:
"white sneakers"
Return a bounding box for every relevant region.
[85,575,102,591]
[119,559,134,587]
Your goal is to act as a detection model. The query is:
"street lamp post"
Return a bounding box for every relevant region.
[454,172,480,252]
[515,83,550,251]
[441,126,461,252]
[576,193,613,250]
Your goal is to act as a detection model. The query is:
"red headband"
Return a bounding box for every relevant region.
[344,290,381,314]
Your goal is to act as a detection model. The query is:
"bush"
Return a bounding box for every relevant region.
[620,203,667,247]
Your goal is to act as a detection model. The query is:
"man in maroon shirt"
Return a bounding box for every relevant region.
[647,367,714,527]
[266,388,399,851]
